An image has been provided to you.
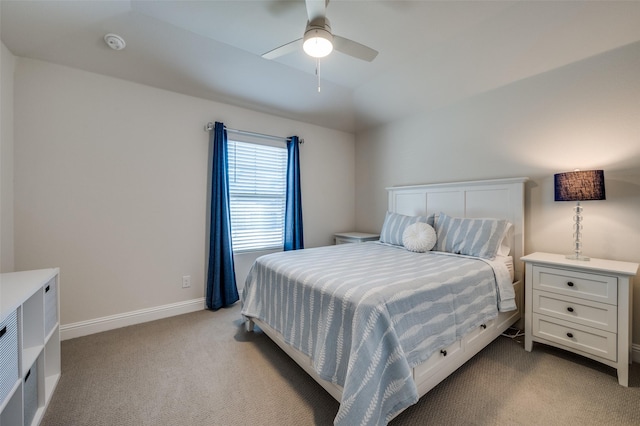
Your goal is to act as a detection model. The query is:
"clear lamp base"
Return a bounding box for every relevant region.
[566,253,590,261]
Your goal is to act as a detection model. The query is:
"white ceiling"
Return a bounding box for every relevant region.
[2,1,640,133]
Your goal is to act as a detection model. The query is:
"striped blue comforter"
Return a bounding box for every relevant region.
[241,242,514,425]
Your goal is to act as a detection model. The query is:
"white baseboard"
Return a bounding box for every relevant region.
[60,297,205,341]
[633,343,640,364]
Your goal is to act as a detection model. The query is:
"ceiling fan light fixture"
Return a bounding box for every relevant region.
[303,27,333,58]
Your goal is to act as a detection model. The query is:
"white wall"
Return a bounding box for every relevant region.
[0,41,15,273]
[13,58,355,327]
[355,42,640,342]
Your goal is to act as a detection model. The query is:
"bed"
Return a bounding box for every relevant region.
[241,177,528,425]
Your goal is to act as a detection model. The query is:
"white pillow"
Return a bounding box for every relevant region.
[402,222,437,253]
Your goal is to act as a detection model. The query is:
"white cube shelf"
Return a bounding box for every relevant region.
[0,268,61,426]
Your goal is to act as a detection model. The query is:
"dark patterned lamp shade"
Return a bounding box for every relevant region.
[554,170,606,202]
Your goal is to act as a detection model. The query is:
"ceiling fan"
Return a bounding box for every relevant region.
[262,0,378,62]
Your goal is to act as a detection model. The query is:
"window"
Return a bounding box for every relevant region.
[227,140,287,252]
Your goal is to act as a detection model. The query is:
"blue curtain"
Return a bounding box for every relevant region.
[206,122,239,310]
[284,136,304,251]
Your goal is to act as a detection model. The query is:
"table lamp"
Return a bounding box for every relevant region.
[554,170,606,261]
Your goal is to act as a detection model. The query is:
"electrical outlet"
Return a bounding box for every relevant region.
[182,275,191,288]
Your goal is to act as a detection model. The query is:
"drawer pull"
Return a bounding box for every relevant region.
[480,324,487,329]
[567,307,574,313]
[0,326,6,339]
[566,332,574,338]
[46,285,50,293]
[440,349,447,356]
[567,281,575,287]
[25,369,31,382]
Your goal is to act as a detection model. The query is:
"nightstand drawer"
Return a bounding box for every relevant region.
[335,236,355,244]
[532,314,616,362]
[532,290,617,333]
[532,265,617,305]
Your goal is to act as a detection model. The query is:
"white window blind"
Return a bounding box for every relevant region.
[227,140,287,252]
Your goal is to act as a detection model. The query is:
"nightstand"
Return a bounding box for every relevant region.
[334,232,380,245]
[522,252,639,386]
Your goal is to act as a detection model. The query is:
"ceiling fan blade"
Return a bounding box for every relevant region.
[333,35,378,62]
[305,0,328,22]
[262,38,303,60]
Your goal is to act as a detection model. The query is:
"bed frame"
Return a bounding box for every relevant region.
[247,177,528,420]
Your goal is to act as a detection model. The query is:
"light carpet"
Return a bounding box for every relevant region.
[42,304,640,425]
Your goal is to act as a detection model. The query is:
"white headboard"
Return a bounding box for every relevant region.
[387,177,528,282]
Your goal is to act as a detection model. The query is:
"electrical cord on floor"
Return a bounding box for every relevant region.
[501,326,525,340]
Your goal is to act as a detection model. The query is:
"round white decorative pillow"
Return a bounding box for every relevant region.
[402,222,437,253]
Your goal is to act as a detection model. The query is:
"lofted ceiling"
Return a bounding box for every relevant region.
[2,1,640,133]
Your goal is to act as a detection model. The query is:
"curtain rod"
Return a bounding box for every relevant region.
[204,122,303,144]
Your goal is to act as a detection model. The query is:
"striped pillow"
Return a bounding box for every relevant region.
[434,213,509,259]
[380,212,434,246]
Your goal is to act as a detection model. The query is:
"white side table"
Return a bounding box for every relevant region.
[334,232,380,245]
[522,252,638,386]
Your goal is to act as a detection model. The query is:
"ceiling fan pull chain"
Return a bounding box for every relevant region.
[316,58,321,93]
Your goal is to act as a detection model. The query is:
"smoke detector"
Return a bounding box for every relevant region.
[104,33,126,51]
